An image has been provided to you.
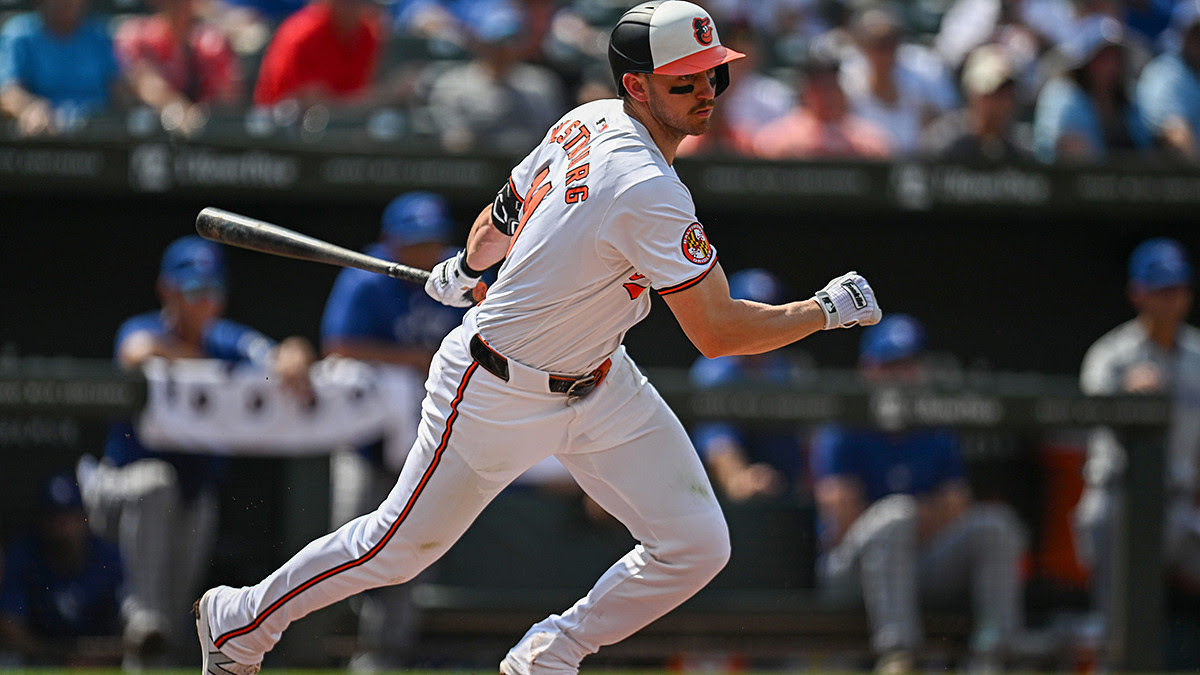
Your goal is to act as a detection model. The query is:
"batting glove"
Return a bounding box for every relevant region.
[813,272,883,330]
[425,251,482,308]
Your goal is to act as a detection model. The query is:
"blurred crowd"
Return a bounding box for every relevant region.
[3,0,1200,161]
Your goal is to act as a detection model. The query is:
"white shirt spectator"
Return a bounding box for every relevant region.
[840,43,960,154]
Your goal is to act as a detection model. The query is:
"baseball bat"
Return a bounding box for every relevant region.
[195,207,430,284]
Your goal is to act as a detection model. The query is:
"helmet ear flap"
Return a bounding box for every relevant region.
[713,63,730,96]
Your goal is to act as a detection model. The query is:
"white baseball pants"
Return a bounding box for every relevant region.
[204,315,730,673]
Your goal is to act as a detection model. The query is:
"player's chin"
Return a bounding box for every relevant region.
[687,115,713,135]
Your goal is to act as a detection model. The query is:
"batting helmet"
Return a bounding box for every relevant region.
[608,0,745,97]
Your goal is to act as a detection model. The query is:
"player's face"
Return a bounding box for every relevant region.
[1132,284,1193,326]
[644,69,717,137]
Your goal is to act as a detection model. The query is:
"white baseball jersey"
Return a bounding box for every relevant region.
[477,98,718,374]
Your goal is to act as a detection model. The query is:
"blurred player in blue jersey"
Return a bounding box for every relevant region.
[810,314,1027,673]
[78,236,314,669]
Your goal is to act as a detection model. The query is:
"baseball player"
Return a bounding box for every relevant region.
[78,236,314,669]
[320,191,468,670]
[1075,237,1200,650]
[195,3,882,673]
[810,315,1026,673]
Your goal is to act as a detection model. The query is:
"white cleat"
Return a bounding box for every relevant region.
[195,587,261,675]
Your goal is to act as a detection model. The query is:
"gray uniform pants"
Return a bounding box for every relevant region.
[78,457,218,649]
[818,494,1026,655]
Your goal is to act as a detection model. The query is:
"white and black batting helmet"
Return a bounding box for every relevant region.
[608,0,745,97]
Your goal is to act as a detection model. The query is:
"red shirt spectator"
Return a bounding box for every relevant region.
[253,0,381,105]
[116,2,241,106]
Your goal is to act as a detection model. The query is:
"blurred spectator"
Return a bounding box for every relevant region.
[77,236,314,669]
[933,0,1043,104]
[1135,0,1200,161]
[115,0,243,136]
[689,269,808,501]
[839,7,959,156]
[423,0,566,153]
[320,192,467,671]
[1033,16,1151,163]
[0,0,122,136]
[751,46,891,159]
[677,23,794,156]
[922,43,1029,161]
[810,315,1028,673]
[252,0,384,107]
[706,0,833,66]
[935,0,1060,70]
[1075,237,1200,657]
[0,473,124,666]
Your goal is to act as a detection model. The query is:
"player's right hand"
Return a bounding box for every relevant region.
[813,271,883,330]
[425,251,484,307]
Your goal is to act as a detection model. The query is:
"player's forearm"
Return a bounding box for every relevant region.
[463,205,511,272]
[683,297,827,358]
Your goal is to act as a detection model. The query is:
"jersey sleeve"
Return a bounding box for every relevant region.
[204,320,276,366]
[599,176,717,294]
[1079,336,1121,395]
[113,314,162,359]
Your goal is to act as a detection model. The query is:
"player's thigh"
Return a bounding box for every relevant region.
[365,353,569,558]
[556,395,722,542]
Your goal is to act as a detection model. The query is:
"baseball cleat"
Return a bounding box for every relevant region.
[195,587,261,674]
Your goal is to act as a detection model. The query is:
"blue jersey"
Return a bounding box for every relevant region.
[103,312,276,501]
[0,532,124,638]
[321,244,466,350]
[810,425,965,503]
[0,13,119,114]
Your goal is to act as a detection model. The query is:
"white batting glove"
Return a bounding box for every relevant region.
[425,251,482,308]
[813,271,883,330]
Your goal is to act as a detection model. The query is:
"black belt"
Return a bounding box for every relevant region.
[469,334,611,398]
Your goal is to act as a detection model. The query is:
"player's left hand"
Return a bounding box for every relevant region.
[813,271,883,330]
[426,251,484,307]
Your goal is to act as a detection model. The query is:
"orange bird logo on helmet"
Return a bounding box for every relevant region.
[692,17,713,46]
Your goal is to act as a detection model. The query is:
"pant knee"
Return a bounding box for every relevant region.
[652,511,731,584]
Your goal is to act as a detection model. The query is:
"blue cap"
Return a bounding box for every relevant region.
[728,268,784,304]
[1129,237,1192,289]
[381,192,454,246]
[860,314,925,365]
[41,472,84,514]
[160,236,226,291]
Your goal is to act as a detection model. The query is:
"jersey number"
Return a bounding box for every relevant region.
[506,166,552,257]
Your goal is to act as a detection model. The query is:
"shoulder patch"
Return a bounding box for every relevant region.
[681,222,713,265]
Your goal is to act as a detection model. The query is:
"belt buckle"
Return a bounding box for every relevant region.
[565,372,599,399]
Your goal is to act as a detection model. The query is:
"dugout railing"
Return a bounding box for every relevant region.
[0,358,1171,669]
